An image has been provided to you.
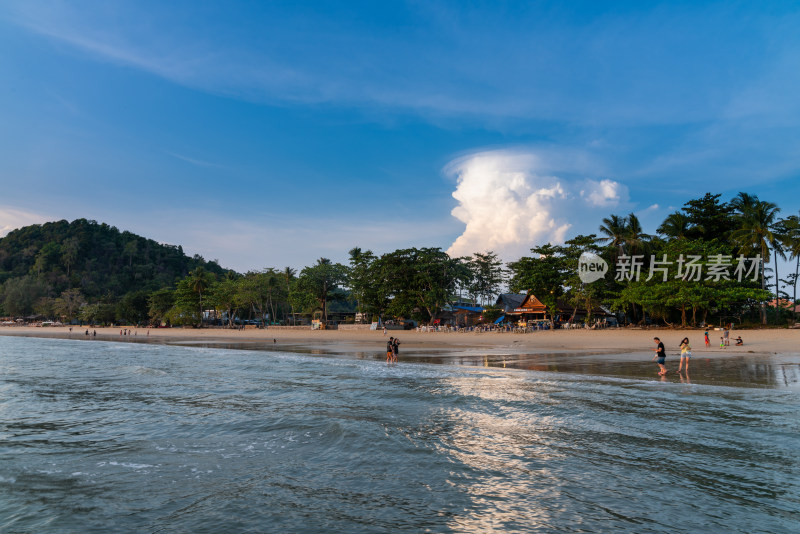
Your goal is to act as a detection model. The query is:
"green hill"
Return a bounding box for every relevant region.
[0,219,230,317]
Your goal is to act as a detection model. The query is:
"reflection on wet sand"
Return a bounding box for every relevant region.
[158,339,800,389]
[4,331,799,389]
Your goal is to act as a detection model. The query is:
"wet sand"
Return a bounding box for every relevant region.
[3,326,799,388]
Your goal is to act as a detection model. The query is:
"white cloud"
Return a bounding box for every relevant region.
[582,179,626,207]
[445,149,629,261]
[0,206,49,237]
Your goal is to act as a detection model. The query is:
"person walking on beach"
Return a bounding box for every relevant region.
[392,337,400,363]
[652,337,667,375]
[704,330,710,347]
[678,337,692,373]
[387,336,395,363]
[723,326,730,347]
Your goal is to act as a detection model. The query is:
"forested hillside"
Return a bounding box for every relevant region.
[0,219,229,318]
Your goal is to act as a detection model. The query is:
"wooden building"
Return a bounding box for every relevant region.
[506,294,613,325]
[494,293,527,314]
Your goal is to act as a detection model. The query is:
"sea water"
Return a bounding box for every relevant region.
[1,336,798,533]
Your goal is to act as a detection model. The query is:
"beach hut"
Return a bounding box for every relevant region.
[506,294,613,327]
[494,293,527,315]
[511,294,548,319]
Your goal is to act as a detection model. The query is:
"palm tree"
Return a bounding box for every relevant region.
[730,195,780,324]
[598,214,629,256]
[262,268,282,325]
[657,212,691,240]
[624,213,651,255]
[283,266,296,325]
[729,192,759,214]
[778,214,800,323]
[768,231,787,322]
[189,267,213,327]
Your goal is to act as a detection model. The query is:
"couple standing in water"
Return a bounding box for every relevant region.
[386,336,400,363]
[652,336,692,375]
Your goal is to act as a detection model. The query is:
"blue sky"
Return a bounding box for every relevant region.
[1,1,799,272]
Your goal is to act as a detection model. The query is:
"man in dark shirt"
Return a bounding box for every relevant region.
[387,337,395,363]
[651,337,667,375]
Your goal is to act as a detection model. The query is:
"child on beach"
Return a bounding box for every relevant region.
[678,337,691,373]
[704,330,710,347]
[652,337,667,375]
[719,337,725,349]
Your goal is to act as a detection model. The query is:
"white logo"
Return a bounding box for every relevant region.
[578,252,608,283]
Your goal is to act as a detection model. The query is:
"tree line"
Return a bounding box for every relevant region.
[1,192,798,327]
[533,191,797,327]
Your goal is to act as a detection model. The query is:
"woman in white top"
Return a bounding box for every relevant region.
[678,337,692,373]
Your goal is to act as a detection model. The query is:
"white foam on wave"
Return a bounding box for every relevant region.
[97,461,156,470]
[0,475,16,483]
[127,365,168,376]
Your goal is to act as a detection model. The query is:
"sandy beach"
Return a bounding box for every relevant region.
[1,324,798,356]
[3,325,799,386]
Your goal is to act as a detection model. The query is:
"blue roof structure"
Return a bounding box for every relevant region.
[453,306,484,313]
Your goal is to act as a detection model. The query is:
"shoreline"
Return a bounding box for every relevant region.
[1,324,798,355]
[3,326,799,388]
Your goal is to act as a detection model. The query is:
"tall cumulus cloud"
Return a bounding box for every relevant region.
[445,149,628,261]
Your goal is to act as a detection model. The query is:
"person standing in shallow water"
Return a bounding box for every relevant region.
[386,337,394,363]
[392,337,400,363]
[678,337,692,373]
[652,337,667,375]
